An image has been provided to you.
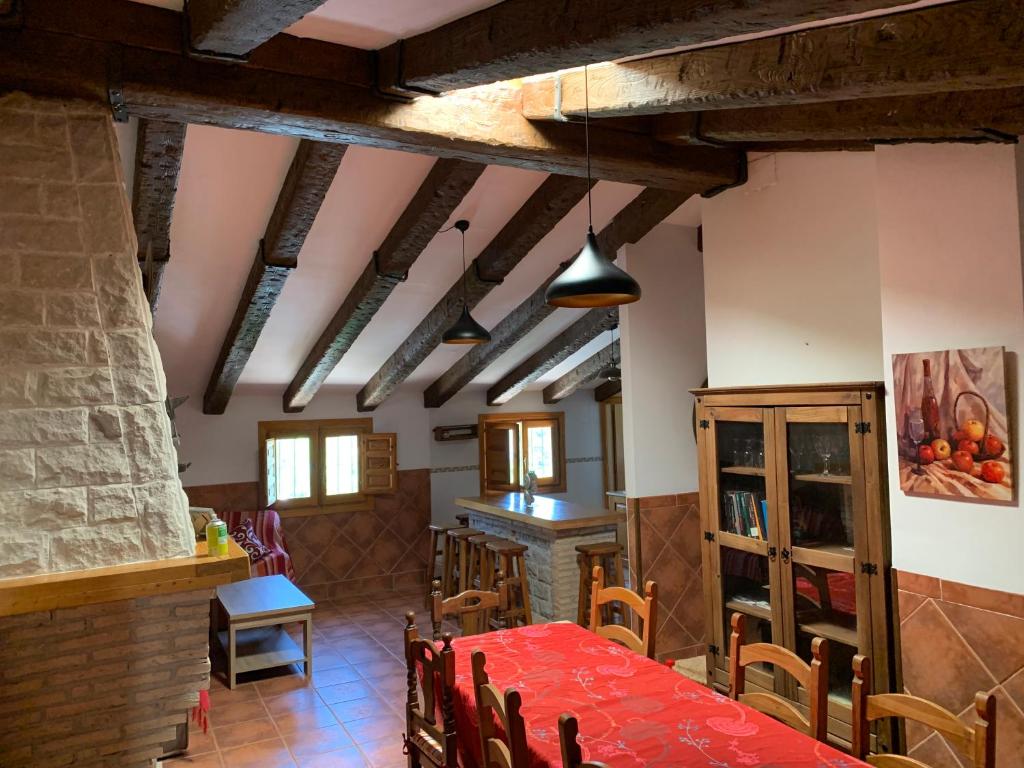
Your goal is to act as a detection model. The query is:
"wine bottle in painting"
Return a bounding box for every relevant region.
[921,358,941,441]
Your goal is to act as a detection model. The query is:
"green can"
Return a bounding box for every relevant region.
[205,514,229,557]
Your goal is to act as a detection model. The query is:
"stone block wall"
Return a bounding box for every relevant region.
[0,588,212,767]
[0,92,193,576]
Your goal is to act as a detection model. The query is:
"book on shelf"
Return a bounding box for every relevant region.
[721,490,767,539]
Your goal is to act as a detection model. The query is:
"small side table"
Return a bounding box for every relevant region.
[213,575,315,689]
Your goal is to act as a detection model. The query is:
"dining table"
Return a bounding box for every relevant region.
[449,622,868,767]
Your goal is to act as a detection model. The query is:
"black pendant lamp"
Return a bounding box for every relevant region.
[546,65,641,308]
[598,328,621,381]
[442,219,491,345]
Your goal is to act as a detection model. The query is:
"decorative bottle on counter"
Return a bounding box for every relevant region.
[921,358,941,441]
[206,513,229,557]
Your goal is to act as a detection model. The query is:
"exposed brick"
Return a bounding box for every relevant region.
[50,523,145,571]
[0,487,87,529]
[0,406,87,447]
[68,117,117,183]
[0,329,89,366]
[0,289,44,325]
[0,110,36,145]
[0,251,17,287]
[36,442,131,487]
[92,253,146,329]
[42,183,80,218]
[0,447,34,490]
[37,366,114,406]
[0,179,41,214]
[88,484,137,524]
[88,404,122,441]
[45,292,101,327]
[0,144,72,181]
[0,532,47,578]
[20,253,92,289]
[0,215,82,251]
[78,184,129,253]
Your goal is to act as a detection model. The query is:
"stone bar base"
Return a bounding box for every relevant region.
[0,588,213,767]
[469,512,617,622]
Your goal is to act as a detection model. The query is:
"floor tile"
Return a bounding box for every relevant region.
[328,695,391,724]
[313,664,362,688]
[221,738,296,768]
[342,714,404,744]
[263,687,325,715]
[213,715,276,750]
[256,671,312,698]
[210,698,269,727]
[164,753,224,767]
[185,722,219,755]
[357,736,406,768]
[273,703,338,735]
[318,680,377,705]
[295,746,368,767]
[284,723,355,757]
[355,659,402,681]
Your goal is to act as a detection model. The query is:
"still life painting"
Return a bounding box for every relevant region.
[892,346,1013,503]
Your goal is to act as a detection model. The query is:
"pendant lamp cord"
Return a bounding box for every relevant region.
[584,64,593,231]
[460,227,468,309]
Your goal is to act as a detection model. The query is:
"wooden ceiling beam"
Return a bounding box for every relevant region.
[283,159,485,413]
[543,340,619,404]
[131,118,186,313]
[593,379,621,402]
[355,175,593,412]
[203,140,346,415]
[653,88,1024,145]
[423,187,691,408]
[187,0,329,57]
[522,0,1024,120]
[487,308,617,406]
[1,0,741,191]
[383,0,924,94]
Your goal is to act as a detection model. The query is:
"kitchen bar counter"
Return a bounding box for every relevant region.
[455,493,625,621]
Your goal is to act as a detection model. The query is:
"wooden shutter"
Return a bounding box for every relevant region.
[264,437,277,507]
[359,432,397,495]
[483,421,519,493]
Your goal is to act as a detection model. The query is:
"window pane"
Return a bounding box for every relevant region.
[325,434,360,496]
[274,437,311,501]
[526,425,554,480]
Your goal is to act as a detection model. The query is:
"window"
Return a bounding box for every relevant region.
[258,418,397,516]
[478,412,566,495]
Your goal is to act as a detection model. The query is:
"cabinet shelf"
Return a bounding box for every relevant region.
[721,466,766,477]
[726,597,772,621]
[791,472,852,485]
[791,541,855,572]
[798,616,858,647]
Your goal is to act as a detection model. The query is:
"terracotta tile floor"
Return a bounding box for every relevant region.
[163,589,457,768]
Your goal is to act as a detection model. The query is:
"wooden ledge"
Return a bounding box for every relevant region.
[456,494,625,532]
[0,540,250,618]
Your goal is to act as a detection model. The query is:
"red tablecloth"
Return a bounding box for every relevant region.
[451,623,866,768]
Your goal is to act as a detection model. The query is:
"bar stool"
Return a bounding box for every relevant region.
[576,542,625,626]
[425,524,454,608]
[486,540,532,628]
[445,527,482,597]
[455,513,469,527]
[467,533,504,590]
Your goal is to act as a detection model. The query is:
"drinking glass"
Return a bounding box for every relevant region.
[755,440,765,468]
[908,409,926,476]
[742,439,755,467]
[815,435,833,476]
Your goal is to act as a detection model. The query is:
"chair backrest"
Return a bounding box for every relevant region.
[588,565,658,659]
[558,714,611,768]
[403,612,457,768]
[431,573,508,640]
[472,650,529,768]
[728,612,830,741]
[852,655,996,768]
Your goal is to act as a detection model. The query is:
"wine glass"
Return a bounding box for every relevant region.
[814,434,833,476]
[742,439,755,467]
[755,439,765,468]
[908,410,926,476]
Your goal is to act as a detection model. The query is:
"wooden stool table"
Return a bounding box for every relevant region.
[214,575,315,689]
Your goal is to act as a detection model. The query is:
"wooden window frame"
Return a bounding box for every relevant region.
[259,417,391,519]
[478,411,567,496]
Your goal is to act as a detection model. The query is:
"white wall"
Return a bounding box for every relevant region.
[703,152,884,386]
[174,384,604,527]
[875,143,1024,594]
[620,224,707,497]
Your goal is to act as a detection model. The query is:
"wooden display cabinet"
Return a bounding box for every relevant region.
[692,382,900,752]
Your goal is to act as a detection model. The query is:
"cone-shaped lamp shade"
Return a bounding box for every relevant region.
[443,304,491,345]
[598,365,621,381]
[545,228,641,307]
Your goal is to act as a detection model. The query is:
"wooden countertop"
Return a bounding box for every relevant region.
[0,539,250,618]
[456,494,625,531]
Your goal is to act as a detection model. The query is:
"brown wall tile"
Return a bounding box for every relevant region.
[939,579,1024,621]
[183,481,259,512]
[894,569,941,598]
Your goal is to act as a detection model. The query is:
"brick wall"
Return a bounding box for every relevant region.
[184,468,432,599]
[627,492,705,661]
[0,588,212,767]
[0,92,193,576]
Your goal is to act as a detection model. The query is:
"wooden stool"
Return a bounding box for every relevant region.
[467,534,504,590]
[425,524,453,608]
[445,527,482,597]
[486,540,532,628]
[455,513,469,527]
[576,542,625,626]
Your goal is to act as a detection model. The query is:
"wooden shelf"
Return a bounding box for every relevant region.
[791,541,855,572]
[726,597,772,621]
[721,466,766,477]
[791,472,852,485]
[218,626,306,674]
[718,530,768,555]
[799,617,858,647]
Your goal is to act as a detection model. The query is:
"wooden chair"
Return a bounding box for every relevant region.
[588,565,658,659]
[852,655,996,768]
[728,612,830,741]
[431,574,508,640]
[558,714,611,768]
[403,612,457,768]
[471,650,529,768]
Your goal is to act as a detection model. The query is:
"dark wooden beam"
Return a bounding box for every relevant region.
[284,159,485,413]
[543,340,619,404]
[355,175,593,412]
[203,140,346,415]
[523,0,1024,119]
[653,88,1024,145]
[1,0,742,191]
[383,0,923,93]
[187,0,328,57]
[593,379,621,402]
[423,187,691,408]
[487,309,617,406]
[131,118,185,313]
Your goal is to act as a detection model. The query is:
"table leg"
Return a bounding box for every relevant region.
[303,616,313,680]
[228,625,237,690]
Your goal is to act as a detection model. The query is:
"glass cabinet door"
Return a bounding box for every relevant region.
[703,407,783,694]
[775,406,872,712]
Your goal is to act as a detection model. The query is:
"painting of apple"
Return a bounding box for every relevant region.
[930,439,951,461]
[892,346,1013,503]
